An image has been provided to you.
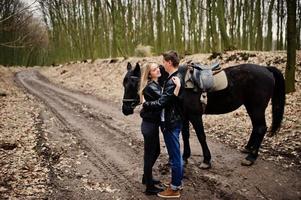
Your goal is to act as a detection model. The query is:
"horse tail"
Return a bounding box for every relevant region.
[267,66,286,136]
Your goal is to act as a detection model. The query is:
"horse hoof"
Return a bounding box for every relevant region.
[200,162,211,169]
[241,159,254,166]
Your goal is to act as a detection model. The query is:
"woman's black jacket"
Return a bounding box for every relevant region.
[140,80,162,123]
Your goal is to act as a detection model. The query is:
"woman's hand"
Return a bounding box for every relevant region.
[172,76,181,96]
[172,76,181,88]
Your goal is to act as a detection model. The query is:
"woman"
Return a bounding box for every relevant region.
[139,62,181,195]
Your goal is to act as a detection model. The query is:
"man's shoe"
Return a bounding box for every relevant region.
[144,185,164,195]
[157,187,180,198]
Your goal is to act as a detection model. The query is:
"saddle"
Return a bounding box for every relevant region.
[191,62,221,71]
[183,62,228,92]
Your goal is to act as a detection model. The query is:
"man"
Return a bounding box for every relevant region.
[143,50,183,198]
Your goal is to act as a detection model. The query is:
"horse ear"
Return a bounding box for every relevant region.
[133,63,141,76]
[158,65,168,87]
[127,62,132,71]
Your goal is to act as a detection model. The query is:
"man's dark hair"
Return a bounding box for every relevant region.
[162,50,180,67]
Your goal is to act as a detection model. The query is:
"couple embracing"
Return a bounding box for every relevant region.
[139,50,184,198]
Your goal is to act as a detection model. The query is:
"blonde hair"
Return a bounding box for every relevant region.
[139,62,158,103]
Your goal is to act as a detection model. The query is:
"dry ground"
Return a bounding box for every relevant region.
[0,51,300,199]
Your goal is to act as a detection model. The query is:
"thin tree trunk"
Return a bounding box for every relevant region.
[236,0,241,49]
[297,0,301,49]
[190,0,197,53]
[279,0,284,50]
[249,1,255,50]
[285,0,297,93]
[211,0,219,52]
[156,0,162,53]
[266,0,275,50]
[230,0,235,43]
[242,0,249,49]
[255,0,263,50]
[216,0,231,50]
[206,0,212,52]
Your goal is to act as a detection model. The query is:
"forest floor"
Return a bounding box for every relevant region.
[0,51,300,199]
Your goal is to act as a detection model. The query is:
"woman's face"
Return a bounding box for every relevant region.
[149,64,161,79]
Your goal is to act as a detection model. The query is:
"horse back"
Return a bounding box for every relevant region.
[205,64,275,114]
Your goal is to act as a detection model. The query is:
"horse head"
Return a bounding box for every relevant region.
[122,62,141,115]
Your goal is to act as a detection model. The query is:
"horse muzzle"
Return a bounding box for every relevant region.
[122,104,134,115]
[122,98,139,116]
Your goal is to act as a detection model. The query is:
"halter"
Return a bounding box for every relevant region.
[122,98,141,108]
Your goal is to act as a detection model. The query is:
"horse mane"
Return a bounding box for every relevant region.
[158,64,189,87]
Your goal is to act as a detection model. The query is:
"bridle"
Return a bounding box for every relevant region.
[122,98,141,109]
[122,75,141,109]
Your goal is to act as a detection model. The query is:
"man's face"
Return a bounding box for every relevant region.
[163,59,172,72]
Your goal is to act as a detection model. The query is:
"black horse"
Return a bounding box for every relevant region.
[122,62,285,166]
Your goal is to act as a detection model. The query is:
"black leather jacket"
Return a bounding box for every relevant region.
[140,81,162,123]
[143,71,183,127]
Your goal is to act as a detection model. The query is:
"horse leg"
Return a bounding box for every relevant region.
[181,119,191,164]
[242,108,267,166]
[189,114,211,169]
[241,129,257,154]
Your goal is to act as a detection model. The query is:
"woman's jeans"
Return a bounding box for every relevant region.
[163,122,183,190]
[141,120,160,186]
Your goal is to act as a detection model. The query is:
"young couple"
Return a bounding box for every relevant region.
[140,51,184,198]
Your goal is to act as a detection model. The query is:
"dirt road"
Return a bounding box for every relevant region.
[16,69,300,200]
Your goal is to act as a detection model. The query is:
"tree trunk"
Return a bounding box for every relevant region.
[206,0,211,52]
[285,0,297,93]
[266,0,275,50]
[216,0,231,50]
[242,0,249,49]
[210,0,219,52]
[147,0,154,46]
[172,0,182,52]
[255,0,263,50]
[190,0,197,53]
[249,1,255,50]
[236,0,241,49]
[230,0,235,43]
[156,0,163,53]
[297,0,301,49]
[279,0,284,50]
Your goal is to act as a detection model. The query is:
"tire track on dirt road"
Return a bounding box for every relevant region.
[16,70,229,199]
[16,70,149,200]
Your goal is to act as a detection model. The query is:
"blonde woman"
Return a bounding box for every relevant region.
[139,62,181,195]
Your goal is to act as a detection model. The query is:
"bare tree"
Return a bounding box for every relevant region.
[285,0,297,93]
